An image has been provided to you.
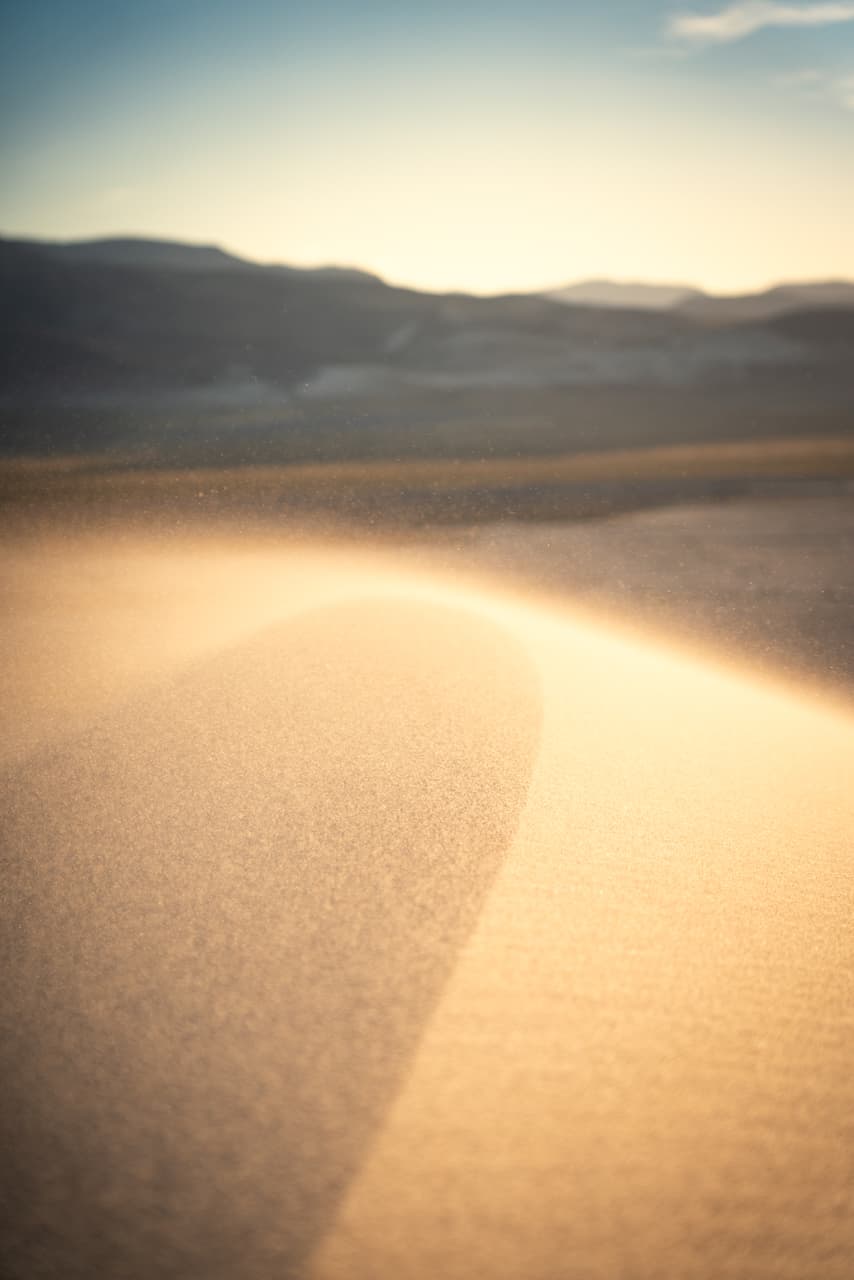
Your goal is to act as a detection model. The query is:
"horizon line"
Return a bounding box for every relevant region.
[4,227,854,301]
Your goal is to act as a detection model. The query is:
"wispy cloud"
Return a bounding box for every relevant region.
[668,2,854,46]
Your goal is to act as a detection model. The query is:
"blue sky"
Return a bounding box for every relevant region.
[2,1,853,291]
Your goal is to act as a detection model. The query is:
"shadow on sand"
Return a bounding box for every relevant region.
[1,598,540,1278]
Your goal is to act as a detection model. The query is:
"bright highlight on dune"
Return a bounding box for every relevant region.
[2,530,853,1279]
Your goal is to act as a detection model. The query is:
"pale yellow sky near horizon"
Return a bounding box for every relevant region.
[8,99,854,296]
[8,117,854,297]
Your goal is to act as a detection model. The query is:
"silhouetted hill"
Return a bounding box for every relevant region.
[3,236,385,282]
[1,237,707,400]
[0,237,426,396]
[19,237,251,274]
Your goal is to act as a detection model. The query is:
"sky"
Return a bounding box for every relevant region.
[2,0,854,294]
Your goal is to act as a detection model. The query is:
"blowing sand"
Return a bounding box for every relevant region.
[1,528,853,1279]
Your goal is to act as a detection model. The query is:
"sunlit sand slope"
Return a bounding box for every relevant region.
[1,533,853,1279]
[314,598,854,1280]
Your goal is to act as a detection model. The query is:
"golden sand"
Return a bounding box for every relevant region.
[2,529,853,1278]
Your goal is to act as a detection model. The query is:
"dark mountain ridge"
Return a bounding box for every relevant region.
[1,236,852,466]
[1,236,709,400]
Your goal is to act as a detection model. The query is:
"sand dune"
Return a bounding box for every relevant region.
[1,531,853,1278]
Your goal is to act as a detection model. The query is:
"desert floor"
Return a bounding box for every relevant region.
[2,485,853,1278]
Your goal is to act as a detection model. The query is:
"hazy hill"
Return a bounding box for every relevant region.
[678,281,854,325]
[545,278,854,321]
[546,280,703,310]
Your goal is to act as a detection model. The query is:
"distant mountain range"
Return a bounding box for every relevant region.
[11,234,854,316]
[0,235,710,400]
[1,235,852,463]
[545,277,854,319]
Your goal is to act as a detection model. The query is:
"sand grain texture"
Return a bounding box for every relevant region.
[1,532,853,1279]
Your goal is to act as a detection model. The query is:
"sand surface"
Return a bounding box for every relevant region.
[2,524,853,1278]
[456,496,854,696]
